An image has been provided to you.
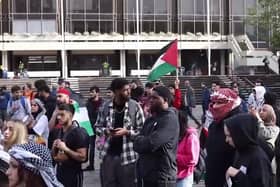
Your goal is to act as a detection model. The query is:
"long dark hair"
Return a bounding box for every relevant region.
[178,110,189,142]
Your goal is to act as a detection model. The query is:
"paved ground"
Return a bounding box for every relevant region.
[83,106,205,187]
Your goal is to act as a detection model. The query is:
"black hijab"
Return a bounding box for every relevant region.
[225,113,259,152]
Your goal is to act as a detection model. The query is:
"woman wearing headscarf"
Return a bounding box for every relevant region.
[247,86,266,111]
[224,113,272,187]
[205,88,242,187]
[27,98,49,146]
[6,142,63,187]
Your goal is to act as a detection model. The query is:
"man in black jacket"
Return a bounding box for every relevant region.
[85,86,103,171]
[134,86,179,187]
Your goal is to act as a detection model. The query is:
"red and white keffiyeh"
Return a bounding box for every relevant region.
[209,88,241,123]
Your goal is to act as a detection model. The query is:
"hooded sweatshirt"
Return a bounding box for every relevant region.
[176,127,200,179]
[225,113,272,187]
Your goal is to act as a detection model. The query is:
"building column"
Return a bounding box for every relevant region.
[228,52,234,75]
[2,51,8,70]
[220,50,225,75]
[120,50,126,77]
[61,50,68,78]
[178,50,182,67]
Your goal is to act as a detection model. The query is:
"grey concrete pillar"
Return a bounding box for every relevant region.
[120,50,126,77]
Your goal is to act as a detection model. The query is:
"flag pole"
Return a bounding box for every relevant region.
[207,0,211,76]
[136,0,140,78]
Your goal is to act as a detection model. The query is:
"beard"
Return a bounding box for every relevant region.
[120,94,129,102]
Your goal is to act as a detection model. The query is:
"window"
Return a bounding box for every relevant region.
[232,0,244,15]
[43,0,56,13]
[13,0,27,13]
[181,0,194,15]
[30,0,41,13]
[100,0,113,13]
[143,0,154,14]
[86,0,99,13]
[69,0,84,13]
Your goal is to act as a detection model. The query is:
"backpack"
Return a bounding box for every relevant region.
[8,96,28,114]
[194,148,206,184]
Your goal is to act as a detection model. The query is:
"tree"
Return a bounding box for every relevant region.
[248,0,280,50]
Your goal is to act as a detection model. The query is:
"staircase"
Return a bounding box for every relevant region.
[229,34,279,74]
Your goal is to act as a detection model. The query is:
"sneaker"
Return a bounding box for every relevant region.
[83,166,95,171]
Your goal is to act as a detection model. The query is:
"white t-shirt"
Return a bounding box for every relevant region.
[33,115,49,145]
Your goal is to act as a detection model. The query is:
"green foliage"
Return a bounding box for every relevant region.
[248,0,280,50]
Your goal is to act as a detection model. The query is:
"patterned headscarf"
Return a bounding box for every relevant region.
[31,98,46,120]
[9,143,63,187]
[209,88,241,123]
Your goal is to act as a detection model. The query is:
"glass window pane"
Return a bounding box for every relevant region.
[127,0,136,14]
[142,21,154,32]
[72,21,85,33]
[246,24,257,41]
[42,0,56,13]
[211,22,220,33]
[13,0,27,13]
[42,20,56,32]
[155,22,167,33]
[196,0,205,15]
[143,0,154,14]
[232,0,244,15]
[100,21,113,33]
[13,20,27,33]
[69,0,84,13]
[155,0,167,14]
[86,0,99,13]
[246,0,256,9]
[128,21,136,33]
[211,0,220,15]
[30,0,41,13]
[181,0,194,14]
[28,20,42,33]
[100,0,112,13]
[182,22,194,33]
[233,22,244,35]
[195,22,205,33]
[87,21,99,32]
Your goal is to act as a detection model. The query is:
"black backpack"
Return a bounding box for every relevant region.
[194,148,206,184]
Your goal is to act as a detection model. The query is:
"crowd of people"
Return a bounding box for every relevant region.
[0,76,279,187]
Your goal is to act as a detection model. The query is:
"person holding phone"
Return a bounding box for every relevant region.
[95,78,145,187]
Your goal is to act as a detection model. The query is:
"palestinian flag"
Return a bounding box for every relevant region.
[147,39,178,81]
[72,100,94,136]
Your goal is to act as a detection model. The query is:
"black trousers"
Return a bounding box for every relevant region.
[137,180,176,187]
[88,135,96,168]
[57,166,83,187]
[100,154,136,187]
[184,106,201,127]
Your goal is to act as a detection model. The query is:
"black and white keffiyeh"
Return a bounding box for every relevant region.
[0,150,10,174]
[9,143,63,187]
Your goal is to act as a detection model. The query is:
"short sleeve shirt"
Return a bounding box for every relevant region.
[59,126,89,170]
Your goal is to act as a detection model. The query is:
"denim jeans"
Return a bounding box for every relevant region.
[176,173,193,187]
